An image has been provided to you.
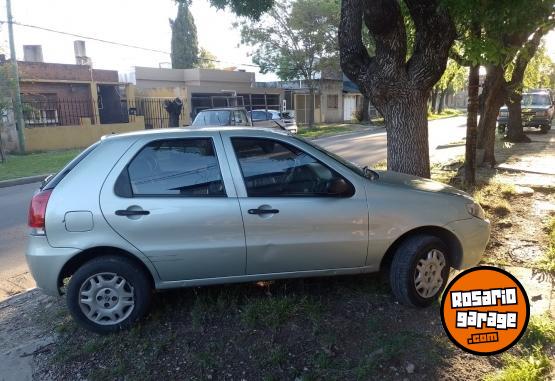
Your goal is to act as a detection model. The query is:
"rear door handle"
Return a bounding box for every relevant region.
[115,209,150,216]
[248,208,279,215]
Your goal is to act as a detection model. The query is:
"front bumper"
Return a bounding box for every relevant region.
[445,217,491,269]
[285,125,298,134]
[25,235,81,296]
[497,116,551,127]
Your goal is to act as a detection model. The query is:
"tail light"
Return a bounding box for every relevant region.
[28,189,53,229]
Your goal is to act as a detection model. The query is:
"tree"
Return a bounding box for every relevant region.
[449,0,553,171]
[236,0,340,127]
[198,48,217,69]
[504,26,553,142]
[339,0,456,178]
[170,0,199,69]
[433,59,465,114]
[522,43,555,89]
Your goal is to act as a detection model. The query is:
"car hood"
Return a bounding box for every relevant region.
[375,170,471,199]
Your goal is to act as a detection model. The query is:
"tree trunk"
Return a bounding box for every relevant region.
[506,93,531,142]
[464,64,479,186]
[438,90,447,114]
[361,96,370,123]
[477,65,505,167]
[382,92,430,178]
[431,88,439,113]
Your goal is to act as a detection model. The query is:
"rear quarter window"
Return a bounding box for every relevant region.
[42,142,99,190]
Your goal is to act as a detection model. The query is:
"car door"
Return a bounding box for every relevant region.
[100,133,246,282]
[221,131,369,275]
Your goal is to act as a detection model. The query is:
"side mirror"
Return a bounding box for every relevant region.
[328,178,353,197]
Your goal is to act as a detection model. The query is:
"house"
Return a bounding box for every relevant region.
[128,66,284,127]
[0,42,144,152]
[256,74,378,125]
[11,43,129,127]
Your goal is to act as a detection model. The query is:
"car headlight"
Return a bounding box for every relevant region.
[466,202,486,220]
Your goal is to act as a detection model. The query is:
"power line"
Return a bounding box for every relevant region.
[0,19,261,68]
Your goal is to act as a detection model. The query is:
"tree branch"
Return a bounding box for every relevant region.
[405,0,456,88]
[338,0,372,92]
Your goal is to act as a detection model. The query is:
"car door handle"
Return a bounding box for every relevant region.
[248,208,279,215]
[115,209,150,216]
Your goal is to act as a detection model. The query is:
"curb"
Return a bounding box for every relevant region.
[0,175,47,189]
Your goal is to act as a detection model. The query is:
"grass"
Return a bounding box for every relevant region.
[537,217,555,273]
[485,314,555,381]
[0,149,81,181]
[297,124,360,139]
[427,108,465,121]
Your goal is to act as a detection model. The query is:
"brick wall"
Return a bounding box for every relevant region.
[17,61,118,82]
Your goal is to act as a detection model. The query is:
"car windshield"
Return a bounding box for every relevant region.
[295,136,375,179]
[192,110,231,126]
[522,93,551,106]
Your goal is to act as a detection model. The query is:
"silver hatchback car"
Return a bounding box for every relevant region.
[26,128,490,333]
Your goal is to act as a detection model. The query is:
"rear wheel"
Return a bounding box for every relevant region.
[389,235,450,307]
[67,256,152,334]
[540,125,549,134]
[497,124,506,134]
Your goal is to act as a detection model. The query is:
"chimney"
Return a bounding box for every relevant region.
[23,45,44,62]
[74,40,92,66]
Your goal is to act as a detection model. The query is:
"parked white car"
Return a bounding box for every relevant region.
[249,109,297,134]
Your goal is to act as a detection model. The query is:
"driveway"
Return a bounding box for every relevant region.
[0,116,467,300]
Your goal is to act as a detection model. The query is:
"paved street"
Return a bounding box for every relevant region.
[0,182,39,298]
[315,115,467,167]
[0,116,466,299]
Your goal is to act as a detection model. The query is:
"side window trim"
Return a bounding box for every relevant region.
[114,137,228,198]
[230,136,355,198]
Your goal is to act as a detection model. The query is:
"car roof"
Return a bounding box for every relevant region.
[198,107,245,112]
[101,126,289,142]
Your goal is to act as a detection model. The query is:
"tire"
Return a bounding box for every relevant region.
[497,125,506,134]
[389,235,451,307]
[67,256,152,334]
[540,125,549,134]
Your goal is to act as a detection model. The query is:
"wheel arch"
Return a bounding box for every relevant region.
[379,225,463,271]
[57,246,156,293]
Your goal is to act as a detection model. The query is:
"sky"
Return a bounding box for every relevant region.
[0,0,554,84]
[0,0,277,81]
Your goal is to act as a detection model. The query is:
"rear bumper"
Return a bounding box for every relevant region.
[25,235,81,296]
[285,125,298,134]
[445,217,490,269]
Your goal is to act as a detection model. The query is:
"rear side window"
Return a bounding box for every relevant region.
[118,138,226,197]
[43,142,99,190]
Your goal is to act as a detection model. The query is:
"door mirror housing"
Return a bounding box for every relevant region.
[328,178,354,197]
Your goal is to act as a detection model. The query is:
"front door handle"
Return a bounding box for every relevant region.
[115,209,150,216]
[248,208,279,215]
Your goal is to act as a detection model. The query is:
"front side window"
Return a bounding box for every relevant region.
[232,110,249,126]
[251,111,267,121]
[231,137,354,197]
[123,138,225,197]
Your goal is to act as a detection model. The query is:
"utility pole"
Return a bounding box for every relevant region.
[6,0,26,153]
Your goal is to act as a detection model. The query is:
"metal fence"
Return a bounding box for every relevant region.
[22,99,99,127]
[127,97,172,129]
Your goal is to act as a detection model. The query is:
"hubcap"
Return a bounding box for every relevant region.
[78,272,135,325]
[414,249,446,298]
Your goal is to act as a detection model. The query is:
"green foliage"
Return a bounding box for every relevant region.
[198,47,217,69]
[208,0,274,20]
[436,59,466,92]
[170,0,199,69]
[0,149,81,181]
[484,350,551,381]
[236,0,340,84]
[447,0,553,66]
[523,43,555,89]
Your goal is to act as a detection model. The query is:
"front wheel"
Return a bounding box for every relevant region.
[389,235,451,307]
[497,124,506,134]
[66,256,152,334]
